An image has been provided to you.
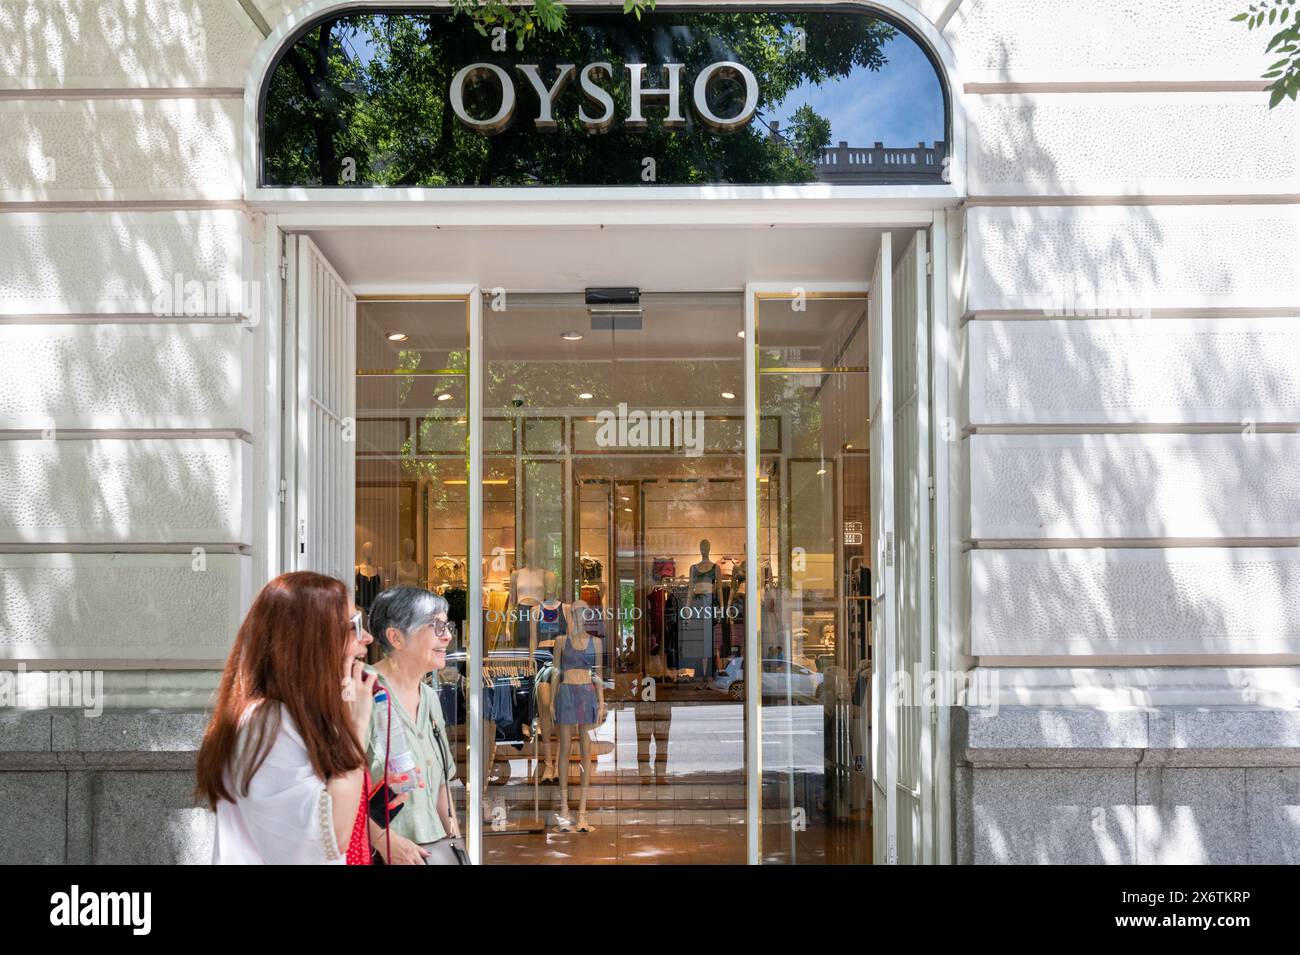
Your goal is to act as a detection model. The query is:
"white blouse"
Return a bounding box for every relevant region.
[212,702,345,865]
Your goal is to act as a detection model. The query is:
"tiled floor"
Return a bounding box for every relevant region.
[482,820,870,865]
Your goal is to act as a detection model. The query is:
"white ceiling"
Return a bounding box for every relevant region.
[308,224,880,292]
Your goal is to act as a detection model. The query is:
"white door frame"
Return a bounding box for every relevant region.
[266,213,956,864]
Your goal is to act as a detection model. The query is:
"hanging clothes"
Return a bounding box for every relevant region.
[645,587,678,677]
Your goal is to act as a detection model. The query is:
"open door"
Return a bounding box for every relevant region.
[871,229,935,865]
[282,234,357,581]
[869,234,898,864]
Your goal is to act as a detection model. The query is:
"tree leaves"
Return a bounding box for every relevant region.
[1237,1,1300,106]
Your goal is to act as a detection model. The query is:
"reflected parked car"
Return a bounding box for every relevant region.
[709,657,825,703]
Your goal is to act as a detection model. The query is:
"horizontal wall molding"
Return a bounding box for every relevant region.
[0,201,249,213]
[965,196,1300,207]
[971,433,1300,540]
[0,430,252,442]
[964,307,1300,321]
[0,553,245,662]
[0,543,249,554]
[0,210,246,315]
[971,547,1300,657]
[0,88,244,100]
[969,316,1300,425]
[0,438,244,544]
[0,313,249,324]
[969,538,1300,550]
[967,425,1300,435]
[966,205,1300,314]
[965,81,1272,94]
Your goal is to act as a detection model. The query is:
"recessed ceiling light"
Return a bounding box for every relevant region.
[720,391,735,400]
[737,330,745,339]
[620,496,630,502]
[844,443,853,450]
[437,392,453,402]
[561,330,584,341]
[578,392,593,400]
[817,468,827,476]
[386,332,408,342]
[623,507,633,513]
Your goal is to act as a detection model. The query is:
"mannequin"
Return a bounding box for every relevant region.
[532,577,568,783]
[390,537,424,588]
[549,600,604,833]
[508,537,555,665]
[355,541,382,612]
[689,539,723,677]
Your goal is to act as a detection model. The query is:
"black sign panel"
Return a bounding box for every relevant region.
[261,5,948,187]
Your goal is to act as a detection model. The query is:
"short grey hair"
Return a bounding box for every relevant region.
[368,586,448,654]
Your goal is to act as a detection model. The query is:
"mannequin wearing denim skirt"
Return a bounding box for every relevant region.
[548,601,604,833]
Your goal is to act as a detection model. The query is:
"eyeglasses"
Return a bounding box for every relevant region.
[350,611,364,644]
[432,620,458,639]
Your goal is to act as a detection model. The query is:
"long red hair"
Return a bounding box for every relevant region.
[196,571,366,809]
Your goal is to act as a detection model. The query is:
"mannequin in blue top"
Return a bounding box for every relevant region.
[548,600,604,833]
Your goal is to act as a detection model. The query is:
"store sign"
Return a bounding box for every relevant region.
[450,61,760,135]
[261,8,949,187]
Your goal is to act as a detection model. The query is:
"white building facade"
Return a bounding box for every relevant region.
[1,0,1298,865]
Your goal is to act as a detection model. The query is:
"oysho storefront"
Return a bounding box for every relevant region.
[263,1,959,865]
[3,0,1299,867]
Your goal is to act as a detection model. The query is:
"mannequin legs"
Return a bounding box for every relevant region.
[555,721,595,831]
[555,724,574,830]
[536,681,556,780]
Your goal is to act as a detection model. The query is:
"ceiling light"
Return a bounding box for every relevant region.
[623,507,633,513]
[578,392,594,400]
[738,330,745,339]
[720,391,735,400]
[620,496,630,502]
[436,392,453,402]
[561,330,584,342]
[844,443,853,450]
[386,332,408,342]
[817,468,827,476]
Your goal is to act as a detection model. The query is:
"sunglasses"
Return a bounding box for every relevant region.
[350,610,364,645]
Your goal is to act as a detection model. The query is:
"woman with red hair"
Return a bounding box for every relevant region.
[197,571,379,864]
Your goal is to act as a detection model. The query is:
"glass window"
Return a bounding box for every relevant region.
[354,296,472,849]
[262,7,947,187]
[757,291,871,865]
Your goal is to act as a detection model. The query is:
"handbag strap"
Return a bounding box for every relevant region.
[382,690,393,864]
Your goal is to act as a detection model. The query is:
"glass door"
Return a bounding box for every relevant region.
[475,291,749,864]
[748,284,873,865]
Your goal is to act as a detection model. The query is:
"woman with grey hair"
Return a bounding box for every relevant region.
[365,586,460,864]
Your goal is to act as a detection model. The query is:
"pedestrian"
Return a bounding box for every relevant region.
[197,571,381,864]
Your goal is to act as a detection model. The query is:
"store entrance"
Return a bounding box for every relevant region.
[347,279,876,864]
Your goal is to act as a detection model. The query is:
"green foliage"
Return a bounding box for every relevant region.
[1235,0,1300,107]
